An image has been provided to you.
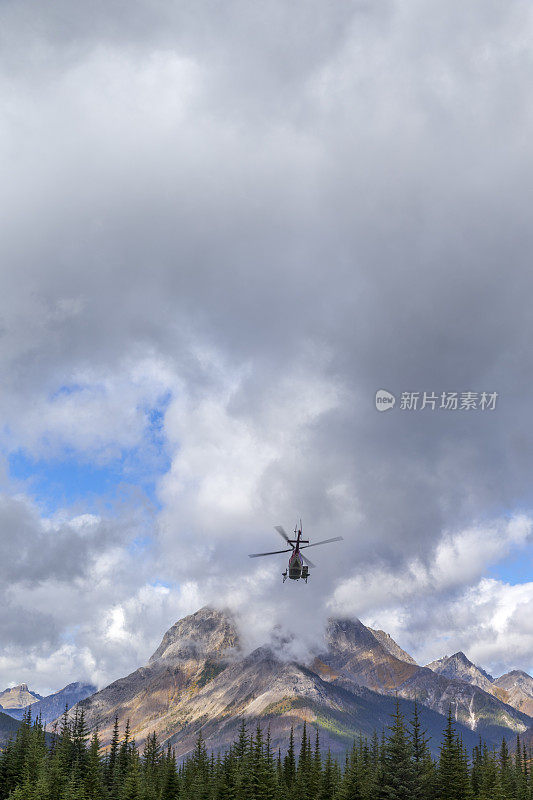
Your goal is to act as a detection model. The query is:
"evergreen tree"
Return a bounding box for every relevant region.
[514,735,528,800]
[117,719,133,783]
[320,750,338,800]
[59,774,89,800]
[308,729,322,800]
[190,729,210,800]
[72,709,90,784]
[106,716,120,790]
[283,727,296,790]
[85,731,104,800]
[119,749,142,800]
[142,731,162,799]
[499,738,515,799]
[294,722,311,800]
[409,702,435,800]
[263,725,278,800]
[478,742,498,800]
[336,741,362,800]
[438,708,463,800]
[455,735,472,800]
[381,700,417,800]
[232,719,251,800]
[249,725,264,800]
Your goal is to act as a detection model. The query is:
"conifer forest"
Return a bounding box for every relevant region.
[1,704,533,800]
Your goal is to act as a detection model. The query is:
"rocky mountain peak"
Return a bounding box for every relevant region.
[0,683,42,709]
[496,670,532,682]
[491,670,533,716]
[326,617,381,655]
[149,605,239,663]
[454,652,476,666]
[494,670,533,691]
[426,652,493,689]
[368,628,417,665]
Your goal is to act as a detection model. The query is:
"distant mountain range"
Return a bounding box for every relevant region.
[0,681,96,725]
[53,607,533,759]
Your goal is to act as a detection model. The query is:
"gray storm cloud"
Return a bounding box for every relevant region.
[1,0,533,690]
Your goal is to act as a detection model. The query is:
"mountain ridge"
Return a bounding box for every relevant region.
[425,651,495,691]
[4,682,97,725]
[57,606,533,759]
[0,684,42,711]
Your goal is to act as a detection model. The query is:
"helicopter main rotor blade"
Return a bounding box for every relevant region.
[274,526,294,548]
[248,548,293,558]
[300,536,344,549]
[301,553,316,569]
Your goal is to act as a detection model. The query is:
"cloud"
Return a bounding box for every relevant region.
[1,0,533,691]
[327,517,533,675]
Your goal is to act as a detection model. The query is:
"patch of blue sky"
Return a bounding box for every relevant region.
[61,624,81,645]
[128,535,154,555]
[150,580,173,590]
[7,393,173,515]
[50,383,90,400]
[488,543,533,585]
[484,506,533,585]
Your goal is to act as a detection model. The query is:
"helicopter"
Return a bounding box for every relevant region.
[248,521,343,583]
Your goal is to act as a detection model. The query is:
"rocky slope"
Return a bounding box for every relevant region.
[369,628,418,665]
[493,671,533,717]
[63,607,533,759]
[70,607,241,754]
[424,655,533,718]
[0,683,42,711]
[425,652,494,692]
[318,619,531,741]
[5,682,96,725]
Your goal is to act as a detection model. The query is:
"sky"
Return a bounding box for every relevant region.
[2,0,533,695]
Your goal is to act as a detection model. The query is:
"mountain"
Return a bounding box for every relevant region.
[62,607,533,760]
[368,628,417,665]
[0,683,42,711]
[425,656,533,718]
[318,619,531,741]
[67,607,241,754]
[5,682,97,725]
[161,649,485,759]
[493,671,533,717]
[425,652,494,692]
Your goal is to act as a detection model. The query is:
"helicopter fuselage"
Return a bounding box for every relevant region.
[288,550,303,579]
[282,534,310,582]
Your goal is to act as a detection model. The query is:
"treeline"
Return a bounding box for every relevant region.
[0,703,532,799]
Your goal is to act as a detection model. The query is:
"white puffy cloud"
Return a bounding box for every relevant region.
[1,354,175,463]
[329,516,533,675]
[331,515,533,615]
